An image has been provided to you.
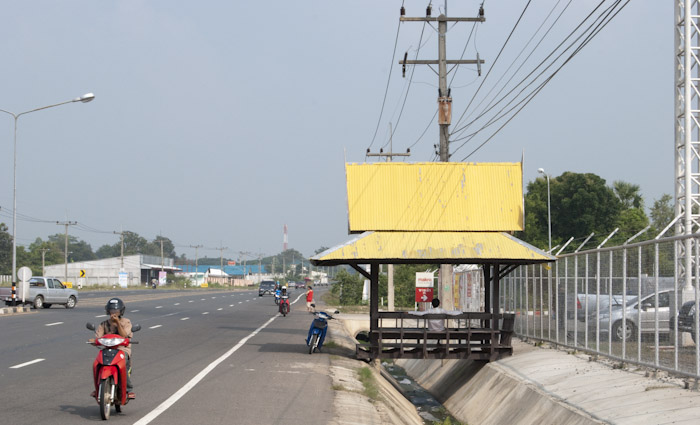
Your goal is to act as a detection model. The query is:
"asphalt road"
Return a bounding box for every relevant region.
[0,287,334,424]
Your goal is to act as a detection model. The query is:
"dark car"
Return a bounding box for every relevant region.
[677,300,699,343]
[258,281,276,297]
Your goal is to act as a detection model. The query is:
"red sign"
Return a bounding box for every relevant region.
[227,261,236,266]
[415,287,434,303]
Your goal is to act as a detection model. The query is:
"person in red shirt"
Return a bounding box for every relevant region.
[306,286,314,313]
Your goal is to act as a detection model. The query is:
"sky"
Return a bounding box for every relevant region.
[0,1,673,261]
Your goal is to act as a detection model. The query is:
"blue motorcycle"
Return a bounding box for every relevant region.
[306,309,337,354]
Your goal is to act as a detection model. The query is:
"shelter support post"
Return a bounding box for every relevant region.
[370,263,379,357]
[484,264,491,328]
[493,262,501,331]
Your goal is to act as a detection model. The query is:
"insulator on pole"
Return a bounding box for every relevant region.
[400,6,405,16]
[426,5,432,17]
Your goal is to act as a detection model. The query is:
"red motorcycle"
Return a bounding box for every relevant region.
[86,322,141,420]
[279,294,290,316]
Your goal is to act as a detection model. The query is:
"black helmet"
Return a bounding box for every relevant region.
[105,298,126,316]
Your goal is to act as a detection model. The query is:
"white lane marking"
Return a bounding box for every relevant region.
[164,313,177,317]
[156,306,163,309]
[200,298,205,301]
[95,314,108,318]
[174,303,180,306]
[10,358,45,369]
[181,317,190,321]
[150,325,162,329]
[246,300,250,302]
[188,300,194,303]
[133,315,278,425]
[45,322,63,327]
[132,310,140,313]
[217,308,223,311]
[202,312,209,315]
[229,304,234,307]
[211,297,216,299]
[238,302,242,304]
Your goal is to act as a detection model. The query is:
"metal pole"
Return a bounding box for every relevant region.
[438,15,448,161]
[546,174,552,251]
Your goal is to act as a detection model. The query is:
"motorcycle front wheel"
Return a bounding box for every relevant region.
[281,304,288,316]
[309,333,319,354]
[99,377,114,420]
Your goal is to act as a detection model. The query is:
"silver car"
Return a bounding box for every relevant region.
[588,290,671,342]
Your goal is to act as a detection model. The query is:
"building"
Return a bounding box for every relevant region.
[43,255,179,287]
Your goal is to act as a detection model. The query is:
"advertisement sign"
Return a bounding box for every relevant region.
[158,271,167,286]
[118,272,128,288]
[227,261,236,266]
[415,272,434,288]
[415,287,434,303]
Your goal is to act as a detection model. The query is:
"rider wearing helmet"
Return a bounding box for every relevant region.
[95,298,135,399]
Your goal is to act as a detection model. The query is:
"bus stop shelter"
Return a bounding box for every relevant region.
[311,162,554,361]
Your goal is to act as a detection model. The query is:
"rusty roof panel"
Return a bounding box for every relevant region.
[311,231,553,264]
[346,162,523,232]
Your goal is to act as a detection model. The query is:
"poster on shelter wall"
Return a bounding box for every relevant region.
[159,271,167,286]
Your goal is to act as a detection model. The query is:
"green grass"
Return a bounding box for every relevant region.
[357,367,381,401]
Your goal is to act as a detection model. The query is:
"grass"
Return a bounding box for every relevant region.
[357,367,381,401]
[323,340,339,349]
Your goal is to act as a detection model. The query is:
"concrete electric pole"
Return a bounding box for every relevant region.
[56,220,77,285]
[399,4,485,311]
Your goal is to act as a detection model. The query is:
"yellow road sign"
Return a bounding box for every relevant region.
[80,269,86,278]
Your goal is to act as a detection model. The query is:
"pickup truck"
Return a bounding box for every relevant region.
[0,276,79,309]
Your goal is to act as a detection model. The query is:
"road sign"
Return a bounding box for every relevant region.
[79,269,86,278]
[415,287,434,303]
[416,272,434,288]
[17,266,32,282]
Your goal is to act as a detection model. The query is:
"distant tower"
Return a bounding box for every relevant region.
[283,224,288,251]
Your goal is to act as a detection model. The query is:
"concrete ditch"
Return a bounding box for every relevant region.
[337,314,700,425]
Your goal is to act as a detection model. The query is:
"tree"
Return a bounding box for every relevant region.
[650,194,674,236]
[613,181,644,209]
[0,223,12,275]
[519,172,623,251]
[330,268,365,305]
[46,234,96,262]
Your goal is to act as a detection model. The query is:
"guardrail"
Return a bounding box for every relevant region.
[503,233,700,380]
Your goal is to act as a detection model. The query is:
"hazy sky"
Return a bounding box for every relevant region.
[0,1,672,260]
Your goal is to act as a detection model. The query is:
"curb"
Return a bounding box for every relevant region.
[0,306,33,315]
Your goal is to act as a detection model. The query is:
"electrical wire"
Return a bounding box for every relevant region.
[457,0,630,160]
[367,1,405,155]
[451,0,570,133]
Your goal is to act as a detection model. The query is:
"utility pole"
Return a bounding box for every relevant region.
[113,228,124,270]
[399,4,485,311]
[160,239,164,272]
[190,245,202,284]
[39,248,50,276]
[218,244,228,273]
[56,221,77,285]
[366,123,411,161]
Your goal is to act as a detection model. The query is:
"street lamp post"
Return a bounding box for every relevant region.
[0,93,94,305]
[538,168,552,252]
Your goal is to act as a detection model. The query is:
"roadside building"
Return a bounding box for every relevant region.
[43,254,179,287]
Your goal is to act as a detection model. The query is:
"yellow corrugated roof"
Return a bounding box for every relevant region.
[346,162,523,232]
[310,231,553,265]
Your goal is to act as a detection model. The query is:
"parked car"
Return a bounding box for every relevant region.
[0,276,79,309]
[677,300,699,343]
[258,281,276,297]
[588,290,672,342]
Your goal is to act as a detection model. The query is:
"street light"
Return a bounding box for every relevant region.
[538,168,552,252]
[0,93,94,305]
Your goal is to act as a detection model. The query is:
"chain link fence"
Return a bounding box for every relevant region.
[503,233,700,379]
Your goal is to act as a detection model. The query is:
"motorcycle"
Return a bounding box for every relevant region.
[279,294,290,316]
[86,322,141,420]
[306,307,339,354]
[274,290,281,305]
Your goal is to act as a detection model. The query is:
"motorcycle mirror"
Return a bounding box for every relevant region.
[132,324,142,332]
[86,322,96,331]
[334,310,340,314]
[310,303,316,308]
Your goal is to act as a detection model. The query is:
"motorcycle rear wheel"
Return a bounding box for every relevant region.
[99,377,114,420]
[281,304,288,316]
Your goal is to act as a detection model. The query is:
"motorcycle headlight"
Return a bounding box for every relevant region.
[97,336,126,347]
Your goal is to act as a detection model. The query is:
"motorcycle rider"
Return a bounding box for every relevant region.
[94,298,135,399]
[279,285,290,313]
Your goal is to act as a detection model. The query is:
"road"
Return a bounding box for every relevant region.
[0,287,333,424]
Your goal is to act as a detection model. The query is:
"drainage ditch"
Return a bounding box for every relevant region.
[382,361,462,425]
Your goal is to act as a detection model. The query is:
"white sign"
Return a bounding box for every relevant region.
[158,271,167,286]
[17,266,32,282]
[415,272,434,288]
[118,272,128,288]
